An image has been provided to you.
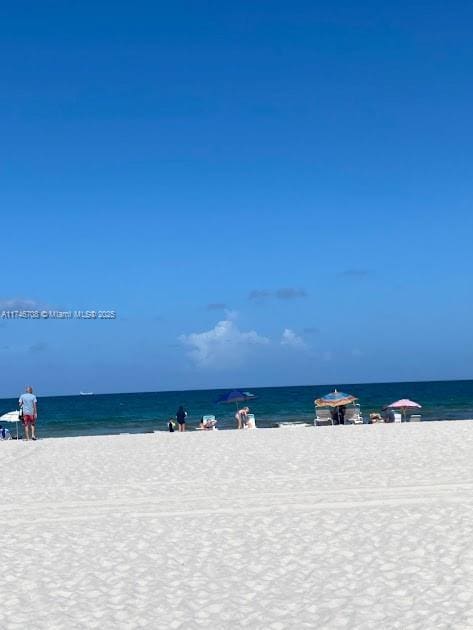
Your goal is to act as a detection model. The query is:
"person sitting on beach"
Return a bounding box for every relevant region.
[0,425,11,440]
[369,413,382,424]
[235,407,249,430]
[199,416,217,430]
[167,417,176,432]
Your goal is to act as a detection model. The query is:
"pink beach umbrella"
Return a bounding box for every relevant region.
[387,399,422,422]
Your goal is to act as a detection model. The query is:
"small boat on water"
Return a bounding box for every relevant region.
[79,391,94,396]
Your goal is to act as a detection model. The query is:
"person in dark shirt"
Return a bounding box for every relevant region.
[330,405,346,425]
[0,425,11,440]
[176,406,187,432]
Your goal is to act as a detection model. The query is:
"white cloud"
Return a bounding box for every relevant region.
[281,328,307,350]
[0,297,41,309]
[179,317,269,367]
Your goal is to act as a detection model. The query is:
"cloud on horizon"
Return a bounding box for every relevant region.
[179,316,269,367]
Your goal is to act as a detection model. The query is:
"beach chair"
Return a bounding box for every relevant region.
[245,413,256,429]
[393,412,402,423]
[409,414,422,422]
[314,409,333,426]
[344,405,364,425]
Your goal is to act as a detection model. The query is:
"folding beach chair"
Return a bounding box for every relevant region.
[344,405,364,425]
[314,409,333,426]
[245,414,256,429]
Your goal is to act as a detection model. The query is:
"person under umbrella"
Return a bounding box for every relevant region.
[385,399,422,422]
[0,410,21,440]
[215,390,257,430]
[315,389,357,426]
[0,425,12,440]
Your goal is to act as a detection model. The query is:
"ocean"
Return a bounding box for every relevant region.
[1,380,472,439]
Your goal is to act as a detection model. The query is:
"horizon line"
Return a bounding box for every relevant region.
[1,376,472,400]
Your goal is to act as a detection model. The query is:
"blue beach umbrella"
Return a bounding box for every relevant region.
[215,389,257,410]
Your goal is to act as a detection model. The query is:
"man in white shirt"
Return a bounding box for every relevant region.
[19,386,38,441]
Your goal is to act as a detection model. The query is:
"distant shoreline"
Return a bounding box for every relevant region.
[5,417,473,442]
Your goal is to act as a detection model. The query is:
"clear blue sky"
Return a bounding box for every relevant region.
[1,1,472,396]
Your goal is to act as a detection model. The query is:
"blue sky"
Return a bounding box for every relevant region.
[1,1,472,396]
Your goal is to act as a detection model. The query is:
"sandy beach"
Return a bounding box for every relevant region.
[2,421,473,629]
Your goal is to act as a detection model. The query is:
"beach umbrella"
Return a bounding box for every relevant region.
[0,410,21,440]
[315,390,358,424]
[215,389,257,410]
[315,389,358,408]
[385,399,421,422]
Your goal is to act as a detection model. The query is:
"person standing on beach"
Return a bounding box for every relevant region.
[235,407,249,430]
[176,406,187,432]
[331,406,345,425]
[19,386,37,441]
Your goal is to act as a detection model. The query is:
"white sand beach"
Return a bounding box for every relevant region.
[2,422,473,629]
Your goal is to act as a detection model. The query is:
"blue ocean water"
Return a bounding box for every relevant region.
[1,380,472,439]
